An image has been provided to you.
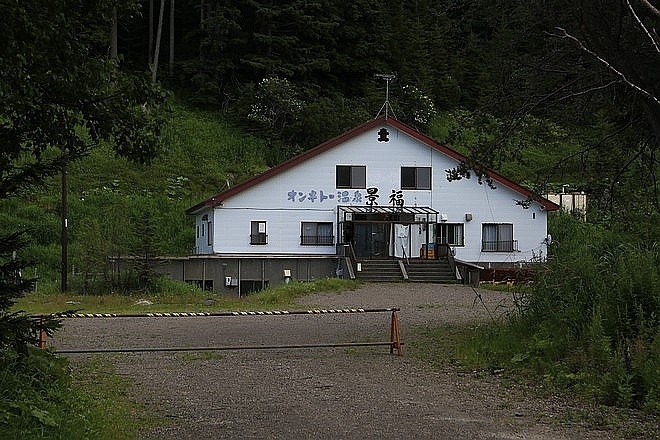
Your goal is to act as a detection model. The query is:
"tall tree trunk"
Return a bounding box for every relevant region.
[148,0,154,65]
[151,0,165,84]
[199,0,204,61]
[169,0,175,76]
[110,7,118,59]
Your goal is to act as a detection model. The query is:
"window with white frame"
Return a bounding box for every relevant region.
[401,167,431,190]
[207,220,213,246]
[301,222,334,245]
[481,223,516,252]
[250,221,267,245]
[437,223,464,246]
[336,165,366,188]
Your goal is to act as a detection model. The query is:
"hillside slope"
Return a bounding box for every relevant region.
[0,106,268,285]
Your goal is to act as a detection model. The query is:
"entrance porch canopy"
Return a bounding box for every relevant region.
[337,205,439,259]
[337,205,439,223]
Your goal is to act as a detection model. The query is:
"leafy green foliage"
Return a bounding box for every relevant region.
[428,109,585,189]
[0,231,62,353]
[0,347,151,439]
[0,104,270,294]
[460,214,660,413]
[0,0,168,199]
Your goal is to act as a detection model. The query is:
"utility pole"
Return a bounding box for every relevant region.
[61,165,68,292]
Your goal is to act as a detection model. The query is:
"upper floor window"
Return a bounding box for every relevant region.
[336,165,366,189]
[401,167,431,190]
[301,222,334,245]
[250,221,267,245]
[482,223,517,252]
[437,223,464,246]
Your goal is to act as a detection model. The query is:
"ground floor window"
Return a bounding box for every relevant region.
[240,280,268,294]
[482,223,516,252]
[437,223,464,246]
[301,222,334,245]
[186,279,214,291]
[250,221,267,245]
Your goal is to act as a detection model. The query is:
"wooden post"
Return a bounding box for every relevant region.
[390,310,402,356]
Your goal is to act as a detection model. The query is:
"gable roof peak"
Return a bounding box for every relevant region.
[186,116,559,214]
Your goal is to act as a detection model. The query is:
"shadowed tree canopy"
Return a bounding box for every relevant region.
[439,0,659,219]
[0,0,168,198]
[0,0,168,353]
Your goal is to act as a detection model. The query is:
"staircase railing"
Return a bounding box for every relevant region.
[437,243,459,281]
[342,243,358,280]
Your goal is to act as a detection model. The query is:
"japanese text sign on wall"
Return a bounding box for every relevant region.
[286,187,405,206]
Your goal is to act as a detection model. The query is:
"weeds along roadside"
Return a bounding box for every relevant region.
[0,346,156,440]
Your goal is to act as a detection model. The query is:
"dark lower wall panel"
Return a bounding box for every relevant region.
[159,257,340,296]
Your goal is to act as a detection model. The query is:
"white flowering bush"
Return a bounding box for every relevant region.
[401,84,437,125]
[247,77,303,129]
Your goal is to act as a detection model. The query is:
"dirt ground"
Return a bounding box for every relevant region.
[51,283,658,439]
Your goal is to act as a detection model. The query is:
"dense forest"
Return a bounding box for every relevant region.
[1,0,659,429]
[122,0,660,219]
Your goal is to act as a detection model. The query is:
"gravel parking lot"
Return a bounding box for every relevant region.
[52,283,656,439]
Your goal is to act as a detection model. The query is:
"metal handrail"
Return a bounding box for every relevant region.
[481,240,519,252]
[342,242,358,280]
[300,235,335,245]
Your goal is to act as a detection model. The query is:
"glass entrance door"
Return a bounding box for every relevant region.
[353,223,389,258]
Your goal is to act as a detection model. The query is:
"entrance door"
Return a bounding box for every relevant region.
[353,223,389,258]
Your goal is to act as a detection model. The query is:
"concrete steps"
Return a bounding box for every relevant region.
[356,260,403,282]
[405,259,458,283]
[354,259,459,283]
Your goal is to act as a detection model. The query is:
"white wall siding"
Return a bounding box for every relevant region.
[213,208,337,255]
[201,122,551,264]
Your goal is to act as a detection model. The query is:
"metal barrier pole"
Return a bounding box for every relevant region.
[43,307,404,356]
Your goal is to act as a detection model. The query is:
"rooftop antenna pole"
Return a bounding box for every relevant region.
[375,73,397,120]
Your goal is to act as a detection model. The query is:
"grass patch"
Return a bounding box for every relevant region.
[175,351,226,361]
[408,322,660,437]
[68,355,165,439]
[407,324,486,371]
[14,278,361,315]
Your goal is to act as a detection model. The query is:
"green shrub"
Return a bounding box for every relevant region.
[462,213,660,413]
[534,215,658,410]
[0,348,95,439]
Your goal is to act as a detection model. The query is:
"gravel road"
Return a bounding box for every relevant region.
[51,283,656,439]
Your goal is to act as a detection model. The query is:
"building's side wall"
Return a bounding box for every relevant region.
[436,178,549,264]
[206,123,550,264]
[193,208,214,255]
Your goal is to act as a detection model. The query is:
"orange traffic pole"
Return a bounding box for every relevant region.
[390,310,402,356]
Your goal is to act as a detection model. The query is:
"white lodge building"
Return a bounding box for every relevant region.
[179,115,559,294]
